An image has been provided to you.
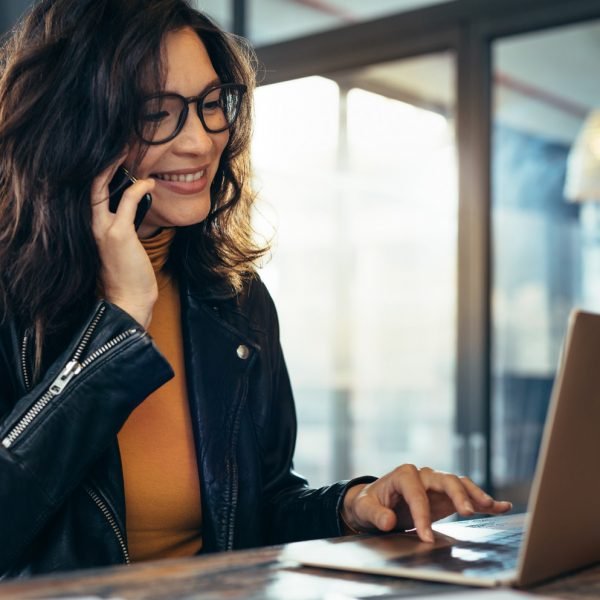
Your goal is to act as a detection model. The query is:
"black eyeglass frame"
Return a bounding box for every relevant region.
[137,83,248,145]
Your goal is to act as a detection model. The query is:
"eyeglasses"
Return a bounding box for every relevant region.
[137,83,247,145]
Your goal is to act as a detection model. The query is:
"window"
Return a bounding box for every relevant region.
[492,18,600,505]
[252,52,458,485]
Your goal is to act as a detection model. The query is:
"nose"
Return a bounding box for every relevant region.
[175,105,214,154]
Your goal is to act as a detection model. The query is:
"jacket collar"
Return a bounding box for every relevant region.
[182,273,238,303]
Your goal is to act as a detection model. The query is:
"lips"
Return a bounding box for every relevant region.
[151,167,210,195]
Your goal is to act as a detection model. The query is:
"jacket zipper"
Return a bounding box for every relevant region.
[10,303,136,563]
[21,332,31,392]
[226,461,239,551]
[225,377,249,550]
[84,485,130,565]
[3,305,137,449]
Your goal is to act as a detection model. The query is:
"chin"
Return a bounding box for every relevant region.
[166,212,211,228]
[152,204,212,228]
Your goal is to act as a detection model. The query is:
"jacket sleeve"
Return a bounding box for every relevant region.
[0,300,174,574]
[252,282,376,544]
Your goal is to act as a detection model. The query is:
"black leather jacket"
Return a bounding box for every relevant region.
[0,275,371,579]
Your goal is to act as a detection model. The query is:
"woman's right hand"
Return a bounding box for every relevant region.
[91,156,157,329]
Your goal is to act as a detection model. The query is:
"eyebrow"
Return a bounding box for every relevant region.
[162,77,222,96]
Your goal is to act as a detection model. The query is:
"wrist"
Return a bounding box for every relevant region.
[340,483,367,534]
[125,308,153,330]
[109,300,154,329]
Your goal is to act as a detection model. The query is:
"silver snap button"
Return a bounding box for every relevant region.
[236,344,250,360]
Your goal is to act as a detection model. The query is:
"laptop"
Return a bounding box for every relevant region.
[284,309,600,587]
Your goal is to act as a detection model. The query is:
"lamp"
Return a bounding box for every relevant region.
[564,109,600,201]
[564,110,600,309]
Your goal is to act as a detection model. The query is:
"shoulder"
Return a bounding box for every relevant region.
[182,271,281,339]
[235,274,280,334]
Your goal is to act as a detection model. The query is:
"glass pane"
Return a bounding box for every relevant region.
[492,19,600,506]
[249,0,453,46]
[190,1,232,31]
[252,53,457,486]
[0,1,33,34]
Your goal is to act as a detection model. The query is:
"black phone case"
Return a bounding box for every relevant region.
[108,168,152,230]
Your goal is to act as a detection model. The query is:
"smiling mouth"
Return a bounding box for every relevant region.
[153,169,206,183]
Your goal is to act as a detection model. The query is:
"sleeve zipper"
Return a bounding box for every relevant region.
[3,304,138,449]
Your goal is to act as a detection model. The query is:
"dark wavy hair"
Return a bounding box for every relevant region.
[0,0,265,367]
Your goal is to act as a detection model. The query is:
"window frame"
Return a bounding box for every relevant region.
[254,0,600,493]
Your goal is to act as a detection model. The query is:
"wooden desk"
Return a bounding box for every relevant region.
[1,542,599,599]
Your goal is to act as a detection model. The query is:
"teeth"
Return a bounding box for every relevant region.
[155,170,205,183]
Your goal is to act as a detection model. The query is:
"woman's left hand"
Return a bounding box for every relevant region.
[340,465,512,542]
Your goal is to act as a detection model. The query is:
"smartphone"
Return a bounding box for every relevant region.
[108,167,152,230]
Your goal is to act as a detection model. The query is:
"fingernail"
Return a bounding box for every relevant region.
[378,515,388,530]
[425,529,435,543]
[464,501,474,513]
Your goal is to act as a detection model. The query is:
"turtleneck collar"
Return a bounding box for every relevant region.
[141,228,176,273]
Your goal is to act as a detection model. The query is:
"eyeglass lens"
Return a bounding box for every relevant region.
[139,85,244,143]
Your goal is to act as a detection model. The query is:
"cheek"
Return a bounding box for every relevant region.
[126,146,168,178]
[216,131,230,160]
[210,135,229,185]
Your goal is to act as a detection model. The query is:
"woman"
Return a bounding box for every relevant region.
[0,0,510,578]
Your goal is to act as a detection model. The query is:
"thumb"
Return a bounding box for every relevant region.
[374,507,397,531]
[355,495,397,531]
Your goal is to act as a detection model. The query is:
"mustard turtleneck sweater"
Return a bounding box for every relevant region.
[117,228,203,561]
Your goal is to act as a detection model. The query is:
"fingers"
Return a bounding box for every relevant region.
[457,475,491,508]
[91,153,128,232]
[353,465,436,543]
[432,473,512,515]
[420,469,477,517]
[91,158,124,202]
[356,493,398,532]
[458,475,511,513]
[110,178,155,232]
[89,152,158,329]
[346,465,513,545]
[390,465,435,542]
[421,470,513,519]
[91,152,154,236]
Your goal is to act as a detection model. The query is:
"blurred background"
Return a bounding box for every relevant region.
[3,0,599,508]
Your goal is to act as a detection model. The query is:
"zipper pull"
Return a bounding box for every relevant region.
[49,359,82,395]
